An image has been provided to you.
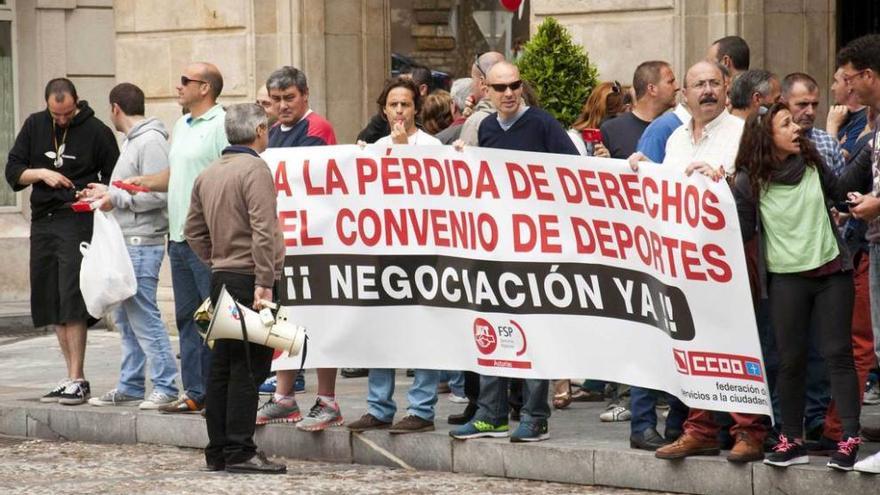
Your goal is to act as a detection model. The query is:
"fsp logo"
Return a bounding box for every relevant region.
[473,317,497,355]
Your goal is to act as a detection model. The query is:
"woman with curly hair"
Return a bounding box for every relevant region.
[732,102,862,470]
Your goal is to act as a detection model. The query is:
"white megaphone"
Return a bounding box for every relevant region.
[200,286,306,356]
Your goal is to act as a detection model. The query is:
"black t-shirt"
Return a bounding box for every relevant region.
[599,112,651,159]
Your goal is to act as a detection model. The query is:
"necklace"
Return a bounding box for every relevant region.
[50,121,68,168]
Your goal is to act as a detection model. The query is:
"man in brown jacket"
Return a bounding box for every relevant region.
[184,103,286,474]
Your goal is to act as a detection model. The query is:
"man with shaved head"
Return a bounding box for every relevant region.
[159,62,230,414]
[129,62,230,414]
[450,61,578,444]
[458,51,506,146]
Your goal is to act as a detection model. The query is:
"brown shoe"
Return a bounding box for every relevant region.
[655,432,720,459]
[727,432,764,462]
[861,425,880,442]
[347,413,391,432]
[388,414,435,434]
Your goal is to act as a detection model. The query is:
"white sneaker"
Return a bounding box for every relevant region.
[854,451,880,474]
[599,405,631,422]
[139,390,178,410]
[448,393,469,404]
[864,382,880,405]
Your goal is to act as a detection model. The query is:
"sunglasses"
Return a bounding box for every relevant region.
[611,80,622,93]
[180,75,208,86]
[474,52,486,77]
[489,80,523,92]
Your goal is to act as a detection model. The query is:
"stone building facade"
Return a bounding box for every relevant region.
[0,0,869,322]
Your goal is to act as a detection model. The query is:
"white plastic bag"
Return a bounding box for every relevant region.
[79,210,137,318]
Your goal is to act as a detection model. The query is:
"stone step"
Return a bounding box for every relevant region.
[0,399,877,495]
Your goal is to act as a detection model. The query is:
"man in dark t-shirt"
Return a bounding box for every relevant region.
[600,60,679,159]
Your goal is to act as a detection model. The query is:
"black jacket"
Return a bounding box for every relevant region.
[5,101,119,219]
[733,157,853,298]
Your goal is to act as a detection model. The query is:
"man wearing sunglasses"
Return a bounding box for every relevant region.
[126,62,230,415]
[450,61,578,444]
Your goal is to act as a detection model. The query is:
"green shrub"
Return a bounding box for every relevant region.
[516,17,599,128]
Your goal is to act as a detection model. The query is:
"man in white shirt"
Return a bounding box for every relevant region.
[661,60,744,176]
[650,60,766,463]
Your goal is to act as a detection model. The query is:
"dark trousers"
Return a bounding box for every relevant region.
[769,271,861,439]
[464,371,523,413]
[204,272,274,466]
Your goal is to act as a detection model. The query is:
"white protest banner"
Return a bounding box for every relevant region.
[264,144,771,416]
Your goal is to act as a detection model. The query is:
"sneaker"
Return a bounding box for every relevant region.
[510,419,549,443]
[296,398,344,432]
[255,397,302,425]
[40,379,73,403]
[340,368,369,378]
[448,393,469,404]
[139,390,178,410]
[347,413,392,432]
[158,394,204,414]
[58,380,90,405]
[599,405,631,422]
[87,388,142,407]
[827,436,861,471]
[225,451,287,475]
[259,376,277,395]
[449,419,509,439]
[764,435,809,467]
[864,381,880,405]
[389,414,435,434]
[294,372,306,393]
[854,450,880,473]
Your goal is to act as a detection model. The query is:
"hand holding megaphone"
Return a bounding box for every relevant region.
[196,286,307,357]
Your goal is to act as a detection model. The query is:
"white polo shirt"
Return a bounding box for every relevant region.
[662,109,744,175]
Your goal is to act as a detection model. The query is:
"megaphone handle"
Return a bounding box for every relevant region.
[297,335,309,377]
[232,298,258,394]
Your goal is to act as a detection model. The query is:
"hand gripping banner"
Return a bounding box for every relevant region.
[265,144,772,416]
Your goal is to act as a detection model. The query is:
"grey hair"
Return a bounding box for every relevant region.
[266,66,308,93]
[224,103,268,145]
[729,69,775,110]
[450,78,472,111]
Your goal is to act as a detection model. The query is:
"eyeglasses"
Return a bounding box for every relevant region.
[474,52,486,77]
[488,80,523,92]
[690,79,723,90]
[180,75,208,86]
[842,69,869,84]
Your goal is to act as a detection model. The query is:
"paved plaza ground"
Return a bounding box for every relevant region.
[1,330,879,494]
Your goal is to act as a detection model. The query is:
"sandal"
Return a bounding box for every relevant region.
[552,380,572,409]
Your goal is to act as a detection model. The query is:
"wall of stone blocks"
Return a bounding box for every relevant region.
[531,0,837,127]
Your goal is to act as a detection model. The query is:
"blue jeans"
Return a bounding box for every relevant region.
[367,369,439,421]
[476,376,550,424]
[630,387,687,435]
[168,241,212,403]
[114,244,179,397]
[439,370,465,396]
[870,245,880,370]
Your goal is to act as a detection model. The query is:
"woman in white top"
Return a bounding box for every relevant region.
[373,77,441,146]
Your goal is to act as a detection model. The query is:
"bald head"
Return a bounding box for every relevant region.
[190,62,223,100]
[685,61,724,89]
[485,61,523,120]
[486,61,519,83]
[472,51,506,98]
